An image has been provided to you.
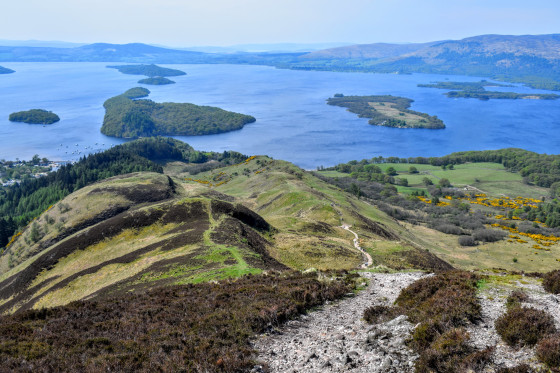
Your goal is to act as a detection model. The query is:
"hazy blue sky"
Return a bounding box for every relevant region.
[2,0,560,46]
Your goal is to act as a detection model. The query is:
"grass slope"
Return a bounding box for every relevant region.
[177,156,451,273]
[0,172,284,313]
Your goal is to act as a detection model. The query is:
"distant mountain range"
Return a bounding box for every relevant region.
[295,34,560,90]
[303,41,443,59]
[1,34,560,89]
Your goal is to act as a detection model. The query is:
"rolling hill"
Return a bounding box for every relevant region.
[0,139,450,314]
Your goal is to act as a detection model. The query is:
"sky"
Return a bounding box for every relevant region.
[2,0,560,47]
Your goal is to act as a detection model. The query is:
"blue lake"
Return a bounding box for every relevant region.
[0,62,559,169]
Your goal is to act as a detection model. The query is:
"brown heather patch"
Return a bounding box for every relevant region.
[363,305,403,324]
[395,270,491,371]
[396,270,481,326]
[536,334,560,370]
[497,364,536,373]
[0,271,356,372]
[495,306,556,347]
[543,269,560,294]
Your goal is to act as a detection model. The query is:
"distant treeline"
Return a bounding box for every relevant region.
[101,88,256,138]
[446,90,559,100]
[0,137,247,249]
[418,81,513,90]
[331,148,560,188]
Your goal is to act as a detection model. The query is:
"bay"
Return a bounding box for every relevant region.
[0,62,559,169]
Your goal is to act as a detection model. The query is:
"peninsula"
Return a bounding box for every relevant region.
[419,81,560,100]
[9,109,60,124]
[101,88,256,138]
[327,94,445,129]
[0,66,14,74]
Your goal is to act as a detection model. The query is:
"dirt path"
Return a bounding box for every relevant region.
[341,224,373,269]
[253,272,426,372]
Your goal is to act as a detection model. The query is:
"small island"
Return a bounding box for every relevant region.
[108,64,186,85]
[107,64,186,77]
[101,88,256,138]
[418,80,560,100]
[0,66,15,74]
[9,109,60,124]
[138,77,175,85]
[327,94,445,129]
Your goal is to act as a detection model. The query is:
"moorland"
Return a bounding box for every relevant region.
[0,137,559,371]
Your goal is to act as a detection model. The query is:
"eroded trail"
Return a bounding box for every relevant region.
[253,272,426,373]
[341,224,373,269]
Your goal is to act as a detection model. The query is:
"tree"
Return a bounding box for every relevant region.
[385,167,397,176]
[422,177,433,186]
[397,178,409,187]
[439,178,452,188]
[29,222,41,243]
[350,183,361,198]
[409,166,419,174]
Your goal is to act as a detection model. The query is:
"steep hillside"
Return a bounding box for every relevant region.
[0,144,452,314]
[0,171,285,314]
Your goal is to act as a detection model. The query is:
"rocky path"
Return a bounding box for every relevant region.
[341,224,373,269]
[253,272,426,373]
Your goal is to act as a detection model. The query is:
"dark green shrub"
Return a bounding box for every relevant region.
[472,228,507,243]
[458,235,477,246]
[543,269,560,294]
[434,224,464,235]
[536,334,560,369]
[495,306,556,346]
[363,305,402,324]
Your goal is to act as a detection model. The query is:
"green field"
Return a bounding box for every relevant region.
[339,162,547,198]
